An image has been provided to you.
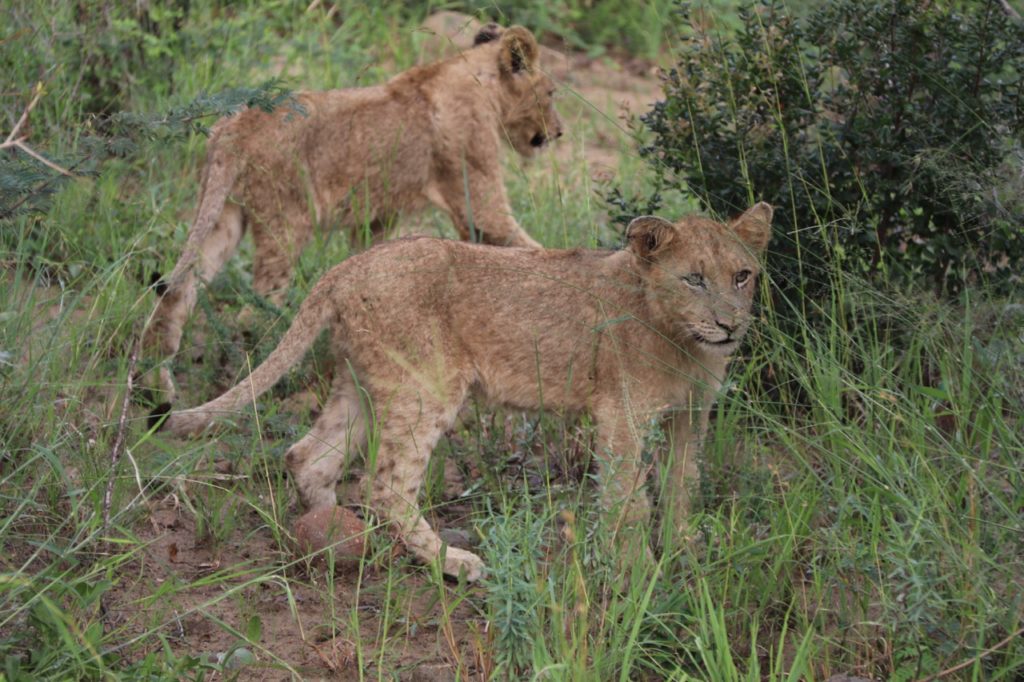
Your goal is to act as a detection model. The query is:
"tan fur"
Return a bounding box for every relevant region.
[142,25,562,401]
[159,204,773,580]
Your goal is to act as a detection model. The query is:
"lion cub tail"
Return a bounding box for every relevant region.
[150,280,335,437]
[160,144,241,293]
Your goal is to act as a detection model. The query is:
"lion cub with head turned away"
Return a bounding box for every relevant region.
[152,204,773,581]
[143,24,562,402]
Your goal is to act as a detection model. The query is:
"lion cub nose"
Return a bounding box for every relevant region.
[716,319,738,335]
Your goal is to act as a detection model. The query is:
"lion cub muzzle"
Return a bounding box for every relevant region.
[530,125,563,148]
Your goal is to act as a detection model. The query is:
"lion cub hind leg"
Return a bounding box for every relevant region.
[370,396,485,582]
[285,374,368,510]
[143,203,245,401]
[251,210,315,305]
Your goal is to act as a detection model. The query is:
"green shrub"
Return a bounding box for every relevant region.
[638,0,1024,299]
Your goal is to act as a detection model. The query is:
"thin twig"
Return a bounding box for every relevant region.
[1,82,76,177]
[3,82,42,146]
[9,139,74,176]
[998,0,1021,20]
[97,340,140,638]
[103,340,140,530]
[915,625,1024,682]
[0,134,25,151]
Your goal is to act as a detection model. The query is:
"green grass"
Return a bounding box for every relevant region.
[2,1,1022,680]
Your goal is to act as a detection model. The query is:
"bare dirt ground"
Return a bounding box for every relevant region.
[117,494,483,681]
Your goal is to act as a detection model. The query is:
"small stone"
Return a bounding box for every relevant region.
[409,662,455,682]
[438,527,473,550]
[212,458,233,475]
[219,647,255,670]
[293,506,366,566]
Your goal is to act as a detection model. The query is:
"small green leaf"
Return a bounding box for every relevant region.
[246,615,262,644]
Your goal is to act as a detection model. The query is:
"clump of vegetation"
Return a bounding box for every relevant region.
[639,0,1024,298]
[478,501,548,676]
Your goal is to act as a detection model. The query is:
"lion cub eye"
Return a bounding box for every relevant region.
[735,270,752,287]
[682,273,706,289]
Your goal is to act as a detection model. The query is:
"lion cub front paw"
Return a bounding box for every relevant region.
[442,546,486,582]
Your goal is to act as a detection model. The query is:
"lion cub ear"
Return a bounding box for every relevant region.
[731,202,773,252]
[498,26,540,74]
[626,216,677,262]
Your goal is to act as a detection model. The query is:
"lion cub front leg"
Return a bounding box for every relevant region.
[435,171,542,248]
[593,407,653,564]
[662,396,713,539]
[370,407,486,582]
[241,218,312,327]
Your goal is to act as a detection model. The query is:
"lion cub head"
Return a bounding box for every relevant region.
[472,24,563,157]
[626,203,774,353]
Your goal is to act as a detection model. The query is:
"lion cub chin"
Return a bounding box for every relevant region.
[153,204,773,581]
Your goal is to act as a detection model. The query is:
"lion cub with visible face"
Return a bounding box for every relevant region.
[153,205,772,581]
[143,24,562,401]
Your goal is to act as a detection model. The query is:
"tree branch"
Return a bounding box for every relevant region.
[1,83,76,177]
[998,0,1021,21]
[103,340,140,531]
[3,82,43,146]
[915,625,1024,682]
[8,139,74,176]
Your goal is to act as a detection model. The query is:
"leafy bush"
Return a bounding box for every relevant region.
[639,0,1024,299]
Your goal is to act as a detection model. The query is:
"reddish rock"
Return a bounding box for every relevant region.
[293,506,367,566]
